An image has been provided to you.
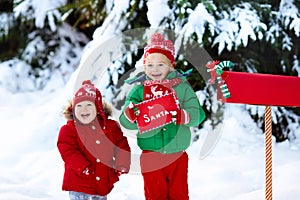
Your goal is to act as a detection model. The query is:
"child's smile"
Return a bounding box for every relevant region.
[150,72,163,79]
[80,113,91,119]
[144,53,173,81]
[74,101,97,124]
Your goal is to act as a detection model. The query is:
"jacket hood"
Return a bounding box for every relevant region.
[62,100,113,121]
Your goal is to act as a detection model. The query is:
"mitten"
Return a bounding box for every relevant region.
[171,109,190,125]
[124,102,139,123]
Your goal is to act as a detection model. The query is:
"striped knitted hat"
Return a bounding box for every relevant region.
[73,80,107,121]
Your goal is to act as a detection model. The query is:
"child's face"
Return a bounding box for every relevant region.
[144,53,173,80]
[74,100,97,124]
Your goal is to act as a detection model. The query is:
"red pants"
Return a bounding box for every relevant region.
[140,151,189,200]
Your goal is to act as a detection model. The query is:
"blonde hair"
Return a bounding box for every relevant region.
[144,53,172,67]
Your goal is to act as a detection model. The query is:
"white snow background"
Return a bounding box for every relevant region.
[1,70,300,200]
[1,0,300,199]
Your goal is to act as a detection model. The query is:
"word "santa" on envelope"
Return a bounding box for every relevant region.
[135,92,180,134]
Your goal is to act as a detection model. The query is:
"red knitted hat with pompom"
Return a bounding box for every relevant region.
[73,80,106,120]
[143,33,175,67]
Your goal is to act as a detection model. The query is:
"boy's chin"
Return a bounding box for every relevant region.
[150,75,165,80]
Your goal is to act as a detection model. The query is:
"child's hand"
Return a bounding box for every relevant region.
[124,102,139,123]
[171,109,190,125]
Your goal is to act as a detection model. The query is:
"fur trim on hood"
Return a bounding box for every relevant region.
[62,100,113,121]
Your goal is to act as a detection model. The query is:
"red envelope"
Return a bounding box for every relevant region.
[136,92,180,134]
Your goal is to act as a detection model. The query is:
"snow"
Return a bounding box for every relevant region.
[1,0,300,199]
[147,0,172,28]
[92,0,130,37]
[0,59,35,92]
[213,2,267,54]
[0,13,14,38]
[0,69,300,200]
[180,3,216,44]
[14,0,66,31]
[279,0,300,37]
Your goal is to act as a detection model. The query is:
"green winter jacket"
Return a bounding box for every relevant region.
[119,71,206,154]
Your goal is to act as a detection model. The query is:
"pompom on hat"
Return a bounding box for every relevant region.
[143,33,175,67]
[73,80,107,122]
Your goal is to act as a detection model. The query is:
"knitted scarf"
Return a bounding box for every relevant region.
[143,78,181,100]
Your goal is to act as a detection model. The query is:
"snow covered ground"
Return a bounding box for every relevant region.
[0,78,300,200]
[1,0,300,199]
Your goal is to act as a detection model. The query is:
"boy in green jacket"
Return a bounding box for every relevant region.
[119,33,206,200]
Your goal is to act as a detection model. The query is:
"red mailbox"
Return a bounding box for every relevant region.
[217,71,300,107]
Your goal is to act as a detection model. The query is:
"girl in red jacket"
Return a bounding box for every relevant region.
[57,80,131,200]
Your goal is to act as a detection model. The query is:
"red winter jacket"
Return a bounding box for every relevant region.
[57,115,131,196]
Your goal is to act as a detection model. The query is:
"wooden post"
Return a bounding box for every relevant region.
[265,106,272,200]
[214,68,300,199]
